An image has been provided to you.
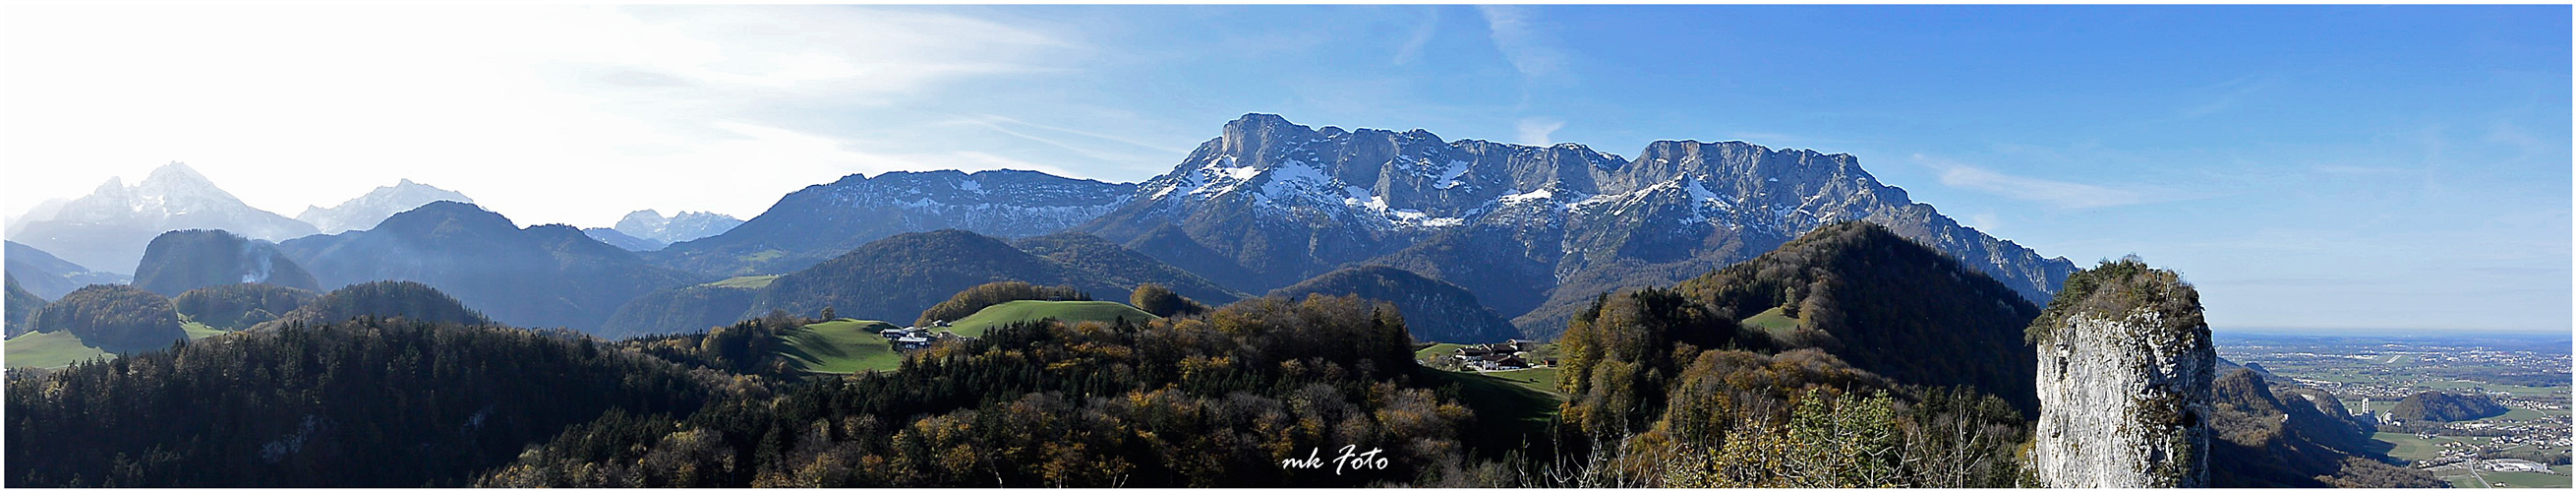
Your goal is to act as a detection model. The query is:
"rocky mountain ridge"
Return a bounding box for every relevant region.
[1078,113,2078,337]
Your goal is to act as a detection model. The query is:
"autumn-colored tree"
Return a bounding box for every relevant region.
[1128,282,1207,318]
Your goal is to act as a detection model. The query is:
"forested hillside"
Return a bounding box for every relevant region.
[1268,265,1519,343]
[2208,369,2445,487]
[27,284,187,352]
[132,229,320,295]
[598,280,765,339]
[4,275,42,336]
[1536,221,2047,486]
[749,229,1121,324]
[5,318,733,487]
[482,294,1464,487]
[1553,301,2034,487]
[253,280,493,330]
[1670,220,2041,412]
[172,282,317,330]
[1011,232,1248,305]
[2389,391,2511,422]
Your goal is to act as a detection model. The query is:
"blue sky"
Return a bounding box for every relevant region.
[5,5,2566,333]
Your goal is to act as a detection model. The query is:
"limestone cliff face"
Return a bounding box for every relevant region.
[2030,258,2213,487]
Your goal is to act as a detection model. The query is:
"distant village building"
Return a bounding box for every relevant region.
[1448,339,1546,372]
[880,326,971,351]
[2480,459,2551,473]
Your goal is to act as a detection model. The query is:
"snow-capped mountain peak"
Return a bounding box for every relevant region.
[298,178,476,234]
[9,162,317,275]
[1076,113,2079,336]
[612,209,743,244]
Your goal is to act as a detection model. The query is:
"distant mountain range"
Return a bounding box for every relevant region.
[10,114,2076,343]
[648,169,1133,276]
[8,162,317,275]
[297,179,475,234]
[275,201,706,332]
[582,227,668,252]
[615,210,742,244]
[4,240,130,300]
[579,210,744,252]
[1073,114,2076,337]
[605,229,1244,338]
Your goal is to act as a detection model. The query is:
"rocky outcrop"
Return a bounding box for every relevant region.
[2031,257,2213,488]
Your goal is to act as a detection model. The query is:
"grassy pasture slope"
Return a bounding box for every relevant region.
[775,319,904,374]
[5,324,230,369]
[5,332,111,369]
[946,300,1157,338]
[1740,306,1799,336]
[1425,367,1564,459]
[702,275,780,289]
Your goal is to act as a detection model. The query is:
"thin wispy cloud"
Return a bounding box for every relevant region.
[1477,6,1570,80]
[953,116,1183,172]
[1392,7,1439,66]
[965,114,1193,154]
[1916,154,2165,210]
[2482,120,2549,161]
[2179,75,2278,118]
[1516,117,1566,146]
[1961,212,2003,233]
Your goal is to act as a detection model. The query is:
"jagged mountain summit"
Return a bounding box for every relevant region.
[7,162,318,275]
[297,179,475,234]
[1077,113,2078,337]
[652,169,1134,276]
[612,210,742,245]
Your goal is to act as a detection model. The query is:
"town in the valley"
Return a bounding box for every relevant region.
[2218,333,2574,488]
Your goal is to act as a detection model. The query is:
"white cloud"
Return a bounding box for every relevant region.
[1916,154,2163,210]
[2179,75,2276,118]
[1476,6,1568,80]
[2,5,1083,226]
[1961,212,2003,233]
[1516,117,1565,146]
[1392,7,1440,66]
